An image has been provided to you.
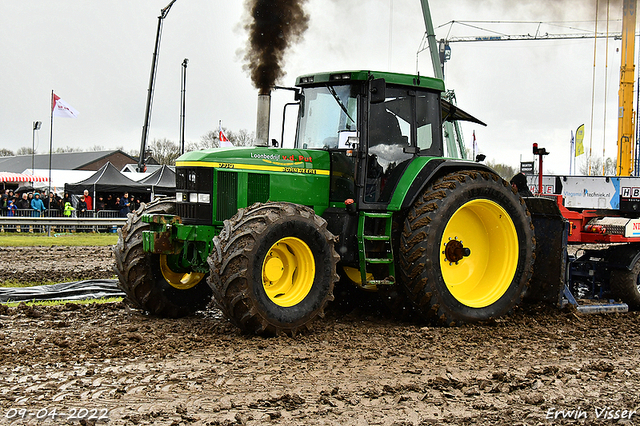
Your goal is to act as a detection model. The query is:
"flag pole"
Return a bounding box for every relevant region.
[569,131,574,175]
[48,90,54,237]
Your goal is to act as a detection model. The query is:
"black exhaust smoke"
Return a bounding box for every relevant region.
[244,0,309,95]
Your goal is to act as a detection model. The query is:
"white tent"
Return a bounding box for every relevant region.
[22,169,96,194]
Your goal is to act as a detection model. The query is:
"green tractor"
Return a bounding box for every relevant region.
[114,70,535,335]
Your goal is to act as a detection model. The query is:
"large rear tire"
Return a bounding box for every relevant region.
[399,170,535,325]
[113,198,213,318]
[208,202,339,335]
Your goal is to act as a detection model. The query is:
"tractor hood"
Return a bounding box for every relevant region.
[176,146,331,175]
[175,147,332,217]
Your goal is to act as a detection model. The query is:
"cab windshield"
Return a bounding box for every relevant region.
[295,84,359,150]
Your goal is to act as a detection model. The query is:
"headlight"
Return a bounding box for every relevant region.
[330,73,351,81]
[189,193,198,203]
[176,192,183,202]
[198,193,211,204]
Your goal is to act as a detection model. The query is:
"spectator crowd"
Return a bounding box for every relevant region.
[0,188,147,231]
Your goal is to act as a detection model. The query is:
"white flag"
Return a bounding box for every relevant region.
[52,93,79,118]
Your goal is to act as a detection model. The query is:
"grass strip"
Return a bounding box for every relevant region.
[0,233,118,247]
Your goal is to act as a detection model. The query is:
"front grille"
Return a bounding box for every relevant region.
[175,168,271,224]
[216,171,238,221]
[176,167,213,225]
[247,173,270,206]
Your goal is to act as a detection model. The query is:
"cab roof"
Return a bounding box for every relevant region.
[295,70,445,92]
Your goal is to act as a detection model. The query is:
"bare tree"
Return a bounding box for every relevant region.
[199,130,220,149]
[55,146,83,153]
[116,146,139,158]
[148,138,181,165]
[15,147,32,156]
[0,148,14,157]
[485,160,517,181]
[578,156,616,176]
[227,129,255,147]
[196,127,255,150]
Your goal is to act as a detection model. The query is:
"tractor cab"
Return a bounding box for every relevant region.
[293,71,487,287]
[294,70,480,209]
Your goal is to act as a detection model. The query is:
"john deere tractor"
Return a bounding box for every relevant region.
[114,70,535,335]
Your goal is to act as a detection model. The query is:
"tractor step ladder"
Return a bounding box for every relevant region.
[357,212,395,286]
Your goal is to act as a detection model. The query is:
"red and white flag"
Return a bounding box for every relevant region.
[52,94,79,118]
[219,124,233,147]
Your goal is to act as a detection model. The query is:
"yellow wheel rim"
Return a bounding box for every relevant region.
[160,255,205,290]
[440,199,519,308]
[262,237,315,307]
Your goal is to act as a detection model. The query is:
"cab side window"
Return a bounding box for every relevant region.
[366,87,413,202]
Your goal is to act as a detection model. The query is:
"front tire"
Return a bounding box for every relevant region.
[113,198,212,318]
[208,202,339,335]
[399,170,535,325]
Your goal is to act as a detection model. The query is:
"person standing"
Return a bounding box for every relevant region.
[46,192,59,213]
[31,193,45,216]
[5,200,16,232]
[15,193,29,232]
[106,194,115,210]
[77,196,88,215]
[16,194,30,231]
[118,193,130,217]
[0,194,7,216]
[31,193,46,232]
[6,199,15,216]
[63,202,75,217]
[95,196,105,212]
[83,189,93,211]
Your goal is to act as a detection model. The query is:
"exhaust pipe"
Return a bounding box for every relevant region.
[255,92,271,146]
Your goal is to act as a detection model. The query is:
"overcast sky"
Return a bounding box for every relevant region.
[0,0,631,174]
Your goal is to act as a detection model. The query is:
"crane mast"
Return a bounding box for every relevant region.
[617,0,637,176]
[137,0,178,173]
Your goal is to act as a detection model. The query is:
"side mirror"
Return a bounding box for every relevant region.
[370,78,386,104]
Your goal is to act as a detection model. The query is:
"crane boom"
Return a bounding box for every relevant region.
[444,32,622,43]
[138,0,178,173]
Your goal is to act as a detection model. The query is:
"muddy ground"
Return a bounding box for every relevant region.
[1,246,640,425]
[0,247,115,284]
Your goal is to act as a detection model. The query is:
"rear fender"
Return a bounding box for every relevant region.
[386,158,502,211]
[524,197,568,303]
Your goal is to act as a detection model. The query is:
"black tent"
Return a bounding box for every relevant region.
[139,165,176,197]
[64,162,150,200]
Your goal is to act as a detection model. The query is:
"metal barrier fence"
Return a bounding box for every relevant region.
[0,209,125,218]
[0,210,127,233]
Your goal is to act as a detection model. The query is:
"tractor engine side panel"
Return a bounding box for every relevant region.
[175,148,332,225]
